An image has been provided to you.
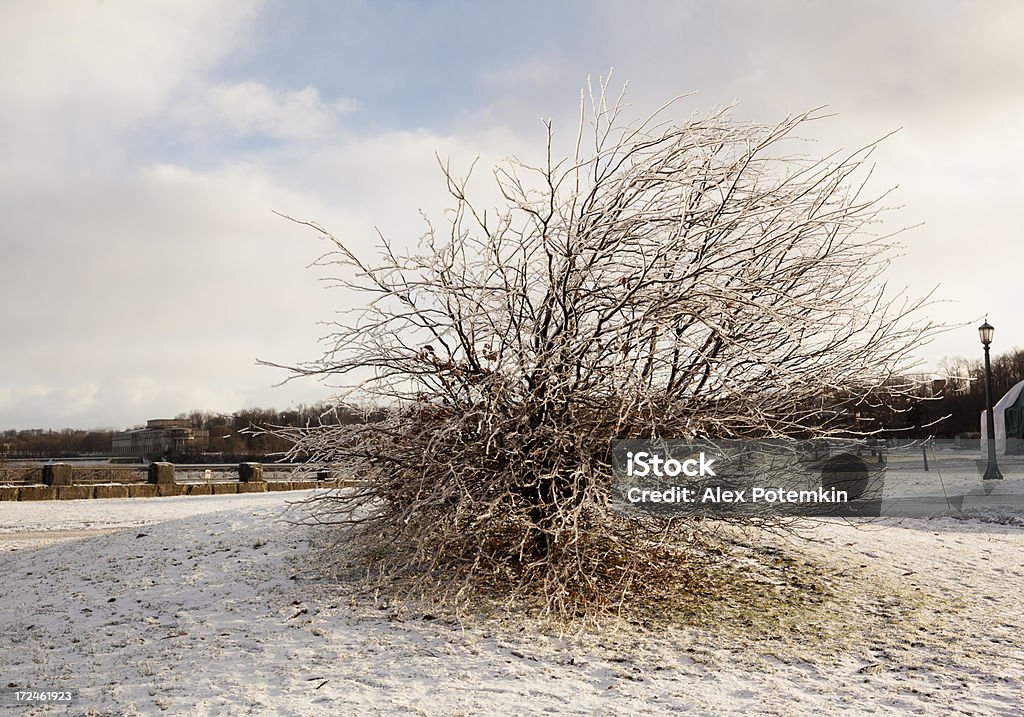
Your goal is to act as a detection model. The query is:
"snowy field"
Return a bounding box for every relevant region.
[1,491,1022,716]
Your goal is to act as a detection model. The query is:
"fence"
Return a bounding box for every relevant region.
[0,461,343,501]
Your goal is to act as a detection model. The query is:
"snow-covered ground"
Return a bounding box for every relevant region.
[1,492,1022,715]
[0,492,311,551]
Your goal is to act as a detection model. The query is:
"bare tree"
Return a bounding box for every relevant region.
[266,81,936,619]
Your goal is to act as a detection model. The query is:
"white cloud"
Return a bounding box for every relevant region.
[0,384,100,424]
[194,82,358,140]
[0,0,259,172]
[0,156,343,427]
[0,1,252,112]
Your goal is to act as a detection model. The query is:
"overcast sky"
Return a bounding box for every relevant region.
[2,0,1022,430]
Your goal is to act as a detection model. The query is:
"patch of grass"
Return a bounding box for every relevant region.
[298,519,939,661]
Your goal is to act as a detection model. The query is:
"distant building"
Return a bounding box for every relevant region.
[112,419,209,460]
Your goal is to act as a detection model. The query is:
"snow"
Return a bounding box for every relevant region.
[1,492,1022,715]
[0,492,310,549]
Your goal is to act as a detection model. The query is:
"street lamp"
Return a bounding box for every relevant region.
[979,320,1003,480]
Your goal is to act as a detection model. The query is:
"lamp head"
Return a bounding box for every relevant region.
[979,320,995,347]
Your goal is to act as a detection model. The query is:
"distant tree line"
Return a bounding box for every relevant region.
[853,347,1024,438]
[0,402,384,460]
[174,403,385,460]
[0,428,115,458]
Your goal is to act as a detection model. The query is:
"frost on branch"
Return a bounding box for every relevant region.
[264,83,935,619]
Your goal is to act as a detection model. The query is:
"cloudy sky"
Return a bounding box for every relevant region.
[2,0,1022,430]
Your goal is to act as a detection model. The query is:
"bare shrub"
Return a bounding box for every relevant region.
[265,81,936,620]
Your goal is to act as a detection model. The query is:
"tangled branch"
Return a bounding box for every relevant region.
[264,81,937,619]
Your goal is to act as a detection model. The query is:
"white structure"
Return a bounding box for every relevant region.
[980,379,1024,454]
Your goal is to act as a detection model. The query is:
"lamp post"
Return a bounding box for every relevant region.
[979,320,1003,480]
